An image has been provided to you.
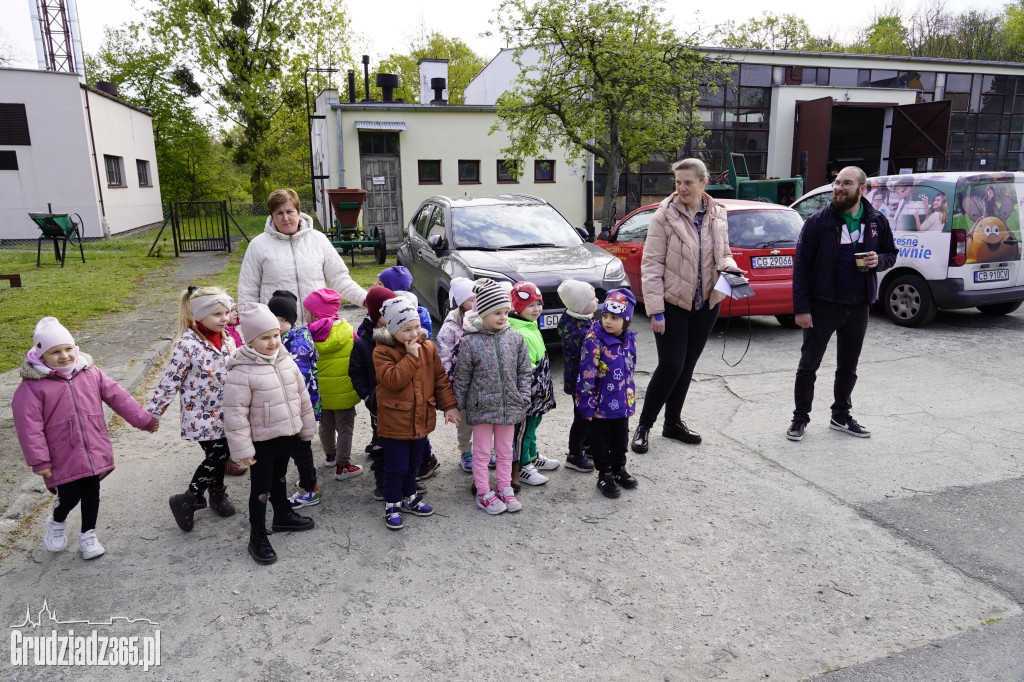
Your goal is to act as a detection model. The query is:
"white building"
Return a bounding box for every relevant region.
[310,60,587,245]
[0,67,163,240]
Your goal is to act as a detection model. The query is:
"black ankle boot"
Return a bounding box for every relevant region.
[168,491,200,532]
[631,424,650,454]
[248,525,277,565]
[597,472,621,499]
[662,420,701,445]
[614,468,638,489]
[271,507,315,532]
[207,485,236,517]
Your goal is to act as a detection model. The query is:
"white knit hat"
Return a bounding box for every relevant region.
[448,277,475,308]
[238,302,280,343]
[381,297,420,336]
[557,280,595,314]
[33,317,75,354]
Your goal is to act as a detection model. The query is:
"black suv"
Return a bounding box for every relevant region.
[396,194,629,335]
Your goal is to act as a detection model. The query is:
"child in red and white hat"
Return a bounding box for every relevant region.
[507,281,558,489]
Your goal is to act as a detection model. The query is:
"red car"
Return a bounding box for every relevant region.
[594,199,805,328]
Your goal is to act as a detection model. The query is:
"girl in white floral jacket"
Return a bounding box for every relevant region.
[147,286,238,533]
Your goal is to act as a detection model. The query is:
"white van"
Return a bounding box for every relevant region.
[791,172,1024,326]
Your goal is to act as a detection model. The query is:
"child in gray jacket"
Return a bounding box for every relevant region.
[452,280,531,515]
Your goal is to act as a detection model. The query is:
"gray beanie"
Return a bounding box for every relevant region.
[474,279,512,318]
[381,297,420,336]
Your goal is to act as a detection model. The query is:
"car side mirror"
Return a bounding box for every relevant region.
[427,234,446,251]
[575,226,590,242]
[597,229,611,242]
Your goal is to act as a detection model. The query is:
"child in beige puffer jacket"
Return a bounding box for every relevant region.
[224,303,316,565]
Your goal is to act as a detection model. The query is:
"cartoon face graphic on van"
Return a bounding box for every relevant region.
[966,217,1022,263]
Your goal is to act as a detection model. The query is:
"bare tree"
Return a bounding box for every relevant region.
[905,1,953,58]
[946,9,1003,61]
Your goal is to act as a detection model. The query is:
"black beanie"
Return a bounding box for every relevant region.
[267,289,298,326]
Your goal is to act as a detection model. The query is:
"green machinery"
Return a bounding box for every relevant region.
[324,188,387,266]
[28,212,85,267]
[706,153,803,205]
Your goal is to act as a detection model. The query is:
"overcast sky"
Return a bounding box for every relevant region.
[2,0,1010,72]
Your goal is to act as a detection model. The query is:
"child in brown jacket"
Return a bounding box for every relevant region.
[224,303,317,565]
[373,297,459,530]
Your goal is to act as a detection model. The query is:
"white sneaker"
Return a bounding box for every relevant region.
[496,487,522,512]
[518,464,548,486]
[79,530,105,560]
[43,515,66,552]
[476,490,507,515]
[533,456,560,471]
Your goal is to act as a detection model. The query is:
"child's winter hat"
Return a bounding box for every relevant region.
[303,288,341,320]
[190,292,232,322]
[33,317,75,353]
[448,277,475,309]
[602,288,636,322]
[474,279,512,318]
[267,289,298,326]
[557,279,596,314]
[510,281,542,314]
[238,302,280,343]
[381,297,420,336]
[364,286,397,325]
[378,265,413,293]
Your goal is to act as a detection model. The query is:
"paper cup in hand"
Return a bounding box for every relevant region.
[854,252,870,272]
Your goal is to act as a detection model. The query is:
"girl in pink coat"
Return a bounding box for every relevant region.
[12,317,158,560]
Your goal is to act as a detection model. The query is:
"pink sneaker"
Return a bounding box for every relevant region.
[476,490,507,515]
[496,487,522,512]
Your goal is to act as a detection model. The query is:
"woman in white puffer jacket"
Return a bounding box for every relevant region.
[238,189,367,310]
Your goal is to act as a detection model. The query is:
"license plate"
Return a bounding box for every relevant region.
[974,269,1010,283]
[538,313,561,329]
[751,255,793,268]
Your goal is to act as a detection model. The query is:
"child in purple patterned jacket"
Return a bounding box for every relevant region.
[577,288,639,499]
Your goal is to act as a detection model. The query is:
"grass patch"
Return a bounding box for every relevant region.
[0,246,169,372]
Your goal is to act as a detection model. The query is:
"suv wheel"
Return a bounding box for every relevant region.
[884,275,937,327]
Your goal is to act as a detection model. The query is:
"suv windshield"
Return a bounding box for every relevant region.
[728,209,804,249]
[452,205,581,249]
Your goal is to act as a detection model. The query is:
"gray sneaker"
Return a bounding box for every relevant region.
[786,420,807,441]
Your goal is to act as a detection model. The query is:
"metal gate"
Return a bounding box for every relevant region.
[171,201,232,256]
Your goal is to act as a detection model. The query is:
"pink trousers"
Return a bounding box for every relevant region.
[472,423,514,495]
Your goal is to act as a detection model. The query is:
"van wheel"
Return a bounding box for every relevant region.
[977,300,1023,316]
[884,275,937,327]
[775,314,800,329]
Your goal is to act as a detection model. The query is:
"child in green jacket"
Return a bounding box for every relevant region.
[507,281,558,489]
[303,288,362,481]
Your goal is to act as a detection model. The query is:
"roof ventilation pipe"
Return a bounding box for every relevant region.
[376,73,401,103]
[430,78,448,105]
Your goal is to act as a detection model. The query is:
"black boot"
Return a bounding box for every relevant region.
[630,424,651,454]
[247,525,277,565]
[614,468,638,489]
[207,485,236,518]
[597,471,621,499]
[662,420,701,445]
[271,506,315,532]
[168,491,200,532]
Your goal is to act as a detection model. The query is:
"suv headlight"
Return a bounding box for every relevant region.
[604,258,625,282]
[471,268,515,284]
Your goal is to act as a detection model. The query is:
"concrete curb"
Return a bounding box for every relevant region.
[0,338,175,539]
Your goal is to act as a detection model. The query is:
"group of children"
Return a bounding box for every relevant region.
[12,264,641,564]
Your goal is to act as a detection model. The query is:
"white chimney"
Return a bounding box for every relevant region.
[418,58,449,104]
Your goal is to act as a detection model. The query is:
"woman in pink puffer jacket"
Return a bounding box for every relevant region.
[12,317,157,560]
[223,303,316,565]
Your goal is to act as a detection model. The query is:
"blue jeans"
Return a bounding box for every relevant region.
[793,300,870,424]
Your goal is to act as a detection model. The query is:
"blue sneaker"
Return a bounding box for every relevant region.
[565,454,595,472]
[460,452,473,473]
[384,504,403,530]
[401,494,434,517]
[488,450,496,469]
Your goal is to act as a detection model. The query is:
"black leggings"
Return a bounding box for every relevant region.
[290,438,317,492]
[188,438,230,496]
[638,301,719,428]
[590,418,629,473]
[568,405,591,458]
[53,475,101,533]
[249,436,296,524]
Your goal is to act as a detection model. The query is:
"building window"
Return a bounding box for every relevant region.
[497,159,519,183]
[534,160,555,182]
[418,159,441,184]
[104,155,125,187]
[0,150,17,170]
[458,160,480,183]
[137,159,151,187]
[0,103,31,145]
